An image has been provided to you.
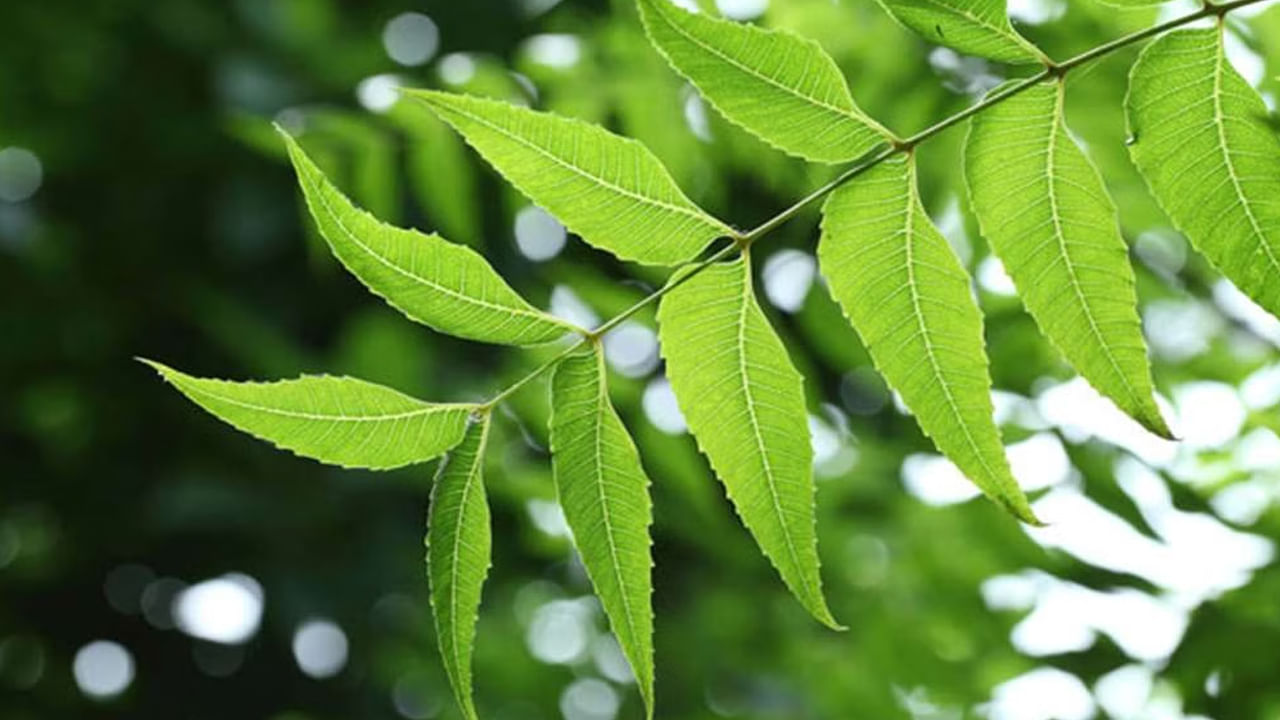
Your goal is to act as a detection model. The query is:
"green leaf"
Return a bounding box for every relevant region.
[874,0,1047,64]
[657,258,841,628]
[818,155,1037,523]
[280,129,579,346]
[549,345,655,715]
[637,0,893,163]
[1127,27,1280,319]
[408,89,732,266]
[965,81,1171,438]
[427,417,493,720]
[143,359,473,470]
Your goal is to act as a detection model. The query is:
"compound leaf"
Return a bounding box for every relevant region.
[144,359,473,470]
[875,0,1046,64]
[408,89,732,266]
[1127,27,1280,319]
[818,155,1037,523]
[637,0,893,163]
[966,81,1170,438]
[427,417,492,720]
[549,346,655,716]
[657,258,840,628]
[280,129,578,346]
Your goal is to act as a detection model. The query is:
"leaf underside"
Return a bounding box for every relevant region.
[657,258,841,628]
[143,360,473,469]
[965,81,1170,438]
[549,345,655,716]
[1127,27,1280,319]
[818,154,1037,524]
[427,418,493,720]
[280,129,576,346]
[637,0,892,163]
[409,89,731,266]
[876,0,1044,64]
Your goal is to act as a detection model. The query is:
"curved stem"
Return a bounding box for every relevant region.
[484,0,1270,406]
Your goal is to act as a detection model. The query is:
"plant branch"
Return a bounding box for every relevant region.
[484,0,1270,407]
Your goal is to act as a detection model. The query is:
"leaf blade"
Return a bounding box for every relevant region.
[965,81,1170,437]
[637,0,892,163]
[549,346,655,715]
[1127,27,1280,319]
[427,417,493,720]
[818,155,1036,523]
[875,0,1045,64]
[657,258,840,628]
[144,359,473,469]
[280,129,577,346]
[409,89,732,266]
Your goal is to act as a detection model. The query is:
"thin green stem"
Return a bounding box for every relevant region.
[483,0,1269,407]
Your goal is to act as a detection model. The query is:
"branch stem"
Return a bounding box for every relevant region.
[484,0,1270,406]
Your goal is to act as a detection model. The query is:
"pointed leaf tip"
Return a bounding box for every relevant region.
[964,81,1170,443]
[658,258,841,629]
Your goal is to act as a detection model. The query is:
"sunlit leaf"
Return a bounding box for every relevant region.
[965,81,1170,437]
[143,360,473,470]
[874,0,1046,64]
[280,129,578,346]
[1127,27,1280,319]
[637,0,893,163]
[408,89,732,265]
[657,258,841,627]
[427,417,493,720]
[818,155,1037,523]
[549,345,655,715]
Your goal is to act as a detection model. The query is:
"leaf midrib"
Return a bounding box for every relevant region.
[426,96,723,232]
[585,352,643,659]
[901,158,1004,487]
[1042,82,1147,413]
[179,380,467,423]
[445,423,486,710]
[733,262,809,598]
[303,166,572,332]
[1211,30,1280,277]
[648,1,866,127]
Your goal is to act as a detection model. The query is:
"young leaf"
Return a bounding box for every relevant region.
[965,81,1171,438]
[1127,27,1280,319]
[280,129,579,346]
[407,89,732,266]
[657,258,841,628]
[427,417,493,720]
[636,0,894,163]
[874,0,1047,64]
[818,155,1037,523]
[143,359,473,470]
[549,345,655,715]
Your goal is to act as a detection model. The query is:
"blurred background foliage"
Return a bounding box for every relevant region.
[3,0,1280,718]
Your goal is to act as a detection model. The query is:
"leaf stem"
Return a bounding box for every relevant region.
[483,0,1271,408]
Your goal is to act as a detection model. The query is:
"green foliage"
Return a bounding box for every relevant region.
[965,80,1170,438]
[637,0,894,162]
[139,1,1280,716]
[142,360,473,470]
[874,0,1046,64]
[427,417,493,720]
[1127,26,1280,319]
[281,130,579,346]
[548,345,655,716]
[820,155,1036,523]
[657,258,840,628]
[406,89,731,265]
